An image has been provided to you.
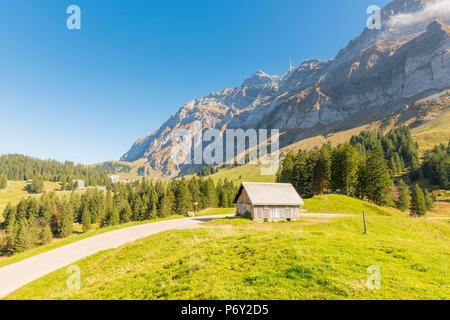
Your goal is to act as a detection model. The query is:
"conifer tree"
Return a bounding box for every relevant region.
[277,152,296,183]
[364,148,392,205]
[28,175,44,194]
[423,189,435,212]
[106,206,120,226]
[396,180,411,212]
[120,201,132,223]
[160,188,175,217]
[176,179,193,215]
[81,206,91,232]
[331,144,359,195]
[410,184,427,217]
[204,178,218,209]
[40,225,53,245]
[59,200,73,238]
[15,218,35,252]
[4,212,18,253]
[312,146,331,195]
[0,173,7,189]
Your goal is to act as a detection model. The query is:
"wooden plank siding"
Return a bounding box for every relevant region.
[236,189,300,222]
[234,182,303,222]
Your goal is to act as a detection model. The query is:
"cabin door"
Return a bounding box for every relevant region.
[274,207,281,219]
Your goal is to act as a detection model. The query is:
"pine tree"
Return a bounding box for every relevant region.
[176,179,193,215]
[410,184,427,217]
[2,203,15,227]
[396,180,411,212]
[277,152,295,183]
[293,150,313,198]
[106,206,120,226]
[59,200,73,238]
[149,187,158,219]
[5,212,18,253]
[15,218,35,252]
[120,201,132,223]
[40,225,53,245]
[81,206,91,232]
[204,178,218,209]
[0,173,7,189]
[132,196,146,221]
[188,177,201,207]
[312,146,331,195]
[160,188,175,217]
[363,148,392,205]
[28,175,44,193]
[423,189,435,212]
[331,144,359,195]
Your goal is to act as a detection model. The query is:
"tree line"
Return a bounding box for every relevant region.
[277,127,439,212]
[422,142,450,189]
[350,126,420,177]
[0,176,236,256]
[0,154,110,187]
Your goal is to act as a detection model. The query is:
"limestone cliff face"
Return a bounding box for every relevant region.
[122,0,450,178]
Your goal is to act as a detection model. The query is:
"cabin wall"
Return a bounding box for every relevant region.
[236,189,253,217]
[253,205,300,222]
[236,187,302,222]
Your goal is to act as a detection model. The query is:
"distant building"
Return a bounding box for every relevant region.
[234,182,304,222]
[108,174,120,183]
[73,180,85,190]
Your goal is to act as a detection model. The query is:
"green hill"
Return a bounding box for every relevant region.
[303,195,404,216]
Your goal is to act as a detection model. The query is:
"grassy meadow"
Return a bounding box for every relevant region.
[208,164,276,185]
[303,195,404,216]
[5,211,449,300]
[0,181,61,220]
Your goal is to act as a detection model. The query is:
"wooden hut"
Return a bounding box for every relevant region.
[233,182,304,222]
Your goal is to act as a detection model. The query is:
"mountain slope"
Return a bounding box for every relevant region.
[122,0,450,178]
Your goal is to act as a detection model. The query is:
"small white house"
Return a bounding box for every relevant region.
[234,182,304,222]
[108,174,120,183]
[73,180,85,190]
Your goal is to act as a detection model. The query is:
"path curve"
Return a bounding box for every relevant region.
[0,214,233,298]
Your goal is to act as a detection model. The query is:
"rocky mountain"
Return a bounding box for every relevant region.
[121,0,450,178]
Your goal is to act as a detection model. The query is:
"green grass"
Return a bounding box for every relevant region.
[412,102,450,154]
[208,164,276,186]
[196,208,235,216]
[5,214,449,300]
[303,194,404,216]
[0,181,61,219]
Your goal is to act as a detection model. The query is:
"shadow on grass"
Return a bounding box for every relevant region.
[193,215,242,222]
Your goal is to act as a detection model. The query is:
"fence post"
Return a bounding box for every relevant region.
[363,210,367,234]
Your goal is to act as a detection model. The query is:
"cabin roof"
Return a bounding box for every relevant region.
[234,182,304,206]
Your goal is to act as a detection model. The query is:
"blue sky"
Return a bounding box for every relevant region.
[0,0,390,164]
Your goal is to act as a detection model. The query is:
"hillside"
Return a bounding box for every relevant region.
[120,0,450,179]
[7,212,449,300]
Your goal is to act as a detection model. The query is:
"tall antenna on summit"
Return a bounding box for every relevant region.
[289,57,294,72]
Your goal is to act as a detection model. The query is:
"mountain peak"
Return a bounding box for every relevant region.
[241,70,281,88]
[426,19,450,33]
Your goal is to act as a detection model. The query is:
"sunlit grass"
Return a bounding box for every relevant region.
[5,214,449,300]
